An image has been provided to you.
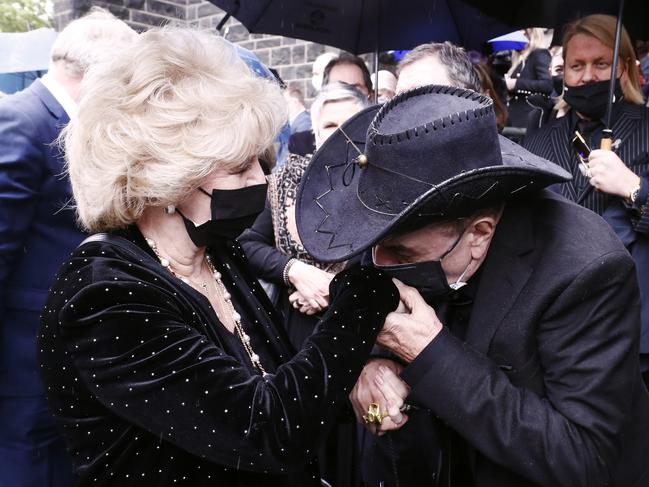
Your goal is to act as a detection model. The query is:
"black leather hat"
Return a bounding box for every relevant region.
[296,84,571,263]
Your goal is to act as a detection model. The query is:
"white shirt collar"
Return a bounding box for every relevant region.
[40,73,78,120]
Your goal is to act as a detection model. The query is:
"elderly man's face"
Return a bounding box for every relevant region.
[314,99,364,150]
[374,221,473,286]
[328,63,370,96]
[396,55,452,93]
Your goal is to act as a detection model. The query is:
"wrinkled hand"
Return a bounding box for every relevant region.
[377,280,443,363]
[350,358,409,435]
[587,149,640,199]
[287,260,334,315]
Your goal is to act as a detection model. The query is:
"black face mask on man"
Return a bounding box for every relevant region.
[563,77,623,120]
[178,183,267,247]
[373,229,471,303]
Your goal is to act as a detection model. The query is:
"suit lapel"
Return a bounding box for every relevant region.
[548,117,580,201]
[465,202,536,355]
[611,103,643,165]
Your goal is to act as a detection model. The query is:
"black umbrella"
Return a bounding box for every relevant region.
[211,0,515,54]
[465,0,649,148]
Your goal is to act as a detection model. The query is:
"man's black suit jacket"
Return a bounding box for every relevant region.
[399,190,649,486]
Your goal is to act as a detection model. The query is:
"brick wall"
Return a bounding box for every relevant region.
[52,0,357,104]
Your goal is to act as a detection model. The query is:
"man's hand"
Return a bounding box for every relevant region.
[377,280,443,363]
[587,149,640,199]
[349,358,409,436]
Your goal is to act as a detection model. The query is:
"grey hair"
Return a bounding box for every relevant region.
[310,82,370,130]
[50,7,137,77]
[397,42,481,93]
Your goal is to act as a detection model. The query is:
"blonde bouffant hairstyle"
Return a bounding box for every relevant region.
[64,27,287,232]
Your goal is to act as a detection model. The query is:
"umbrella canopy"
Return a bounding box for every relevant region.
[210,0,516,54]
[488,30,528,52]
[465,0,649,41]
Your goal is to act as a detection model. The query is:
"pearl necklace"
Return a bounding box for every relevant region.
[144,237,267,376]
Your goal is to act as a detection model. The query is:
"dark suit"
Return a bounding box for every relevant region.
[524,103,649,359]
[393,191,649,486]
[0,79,82,486]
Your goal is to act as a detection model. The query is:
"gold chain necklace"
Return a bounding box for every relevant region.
[144,237,267,376]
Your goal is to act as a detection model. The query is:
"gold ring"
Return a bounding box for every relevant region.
[363,402,388,426]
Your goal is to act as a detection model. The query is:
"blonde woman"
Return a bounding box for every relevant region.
[504,27,553,128]
[37,28,398,486]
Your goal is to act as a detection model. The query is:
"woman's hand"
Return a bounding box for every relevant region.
[377,280,443,363]
[349,358,409,436]
[287,260,334,314]
[505,75,516,91]
[587,149,640,199]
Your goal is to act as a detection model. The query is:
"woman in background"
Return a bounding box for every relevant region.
[504,27,553,129]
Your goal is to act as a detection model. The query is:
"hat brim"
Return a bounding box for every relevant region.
[296,113,570,263]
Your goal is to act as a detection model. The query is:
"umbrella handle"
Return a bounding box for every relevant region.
[600,129,613,151]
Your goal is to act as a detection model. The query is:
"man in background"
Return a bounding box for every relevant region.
[284,87,312,134]
[322,52,373,98]
[0,9,136,486]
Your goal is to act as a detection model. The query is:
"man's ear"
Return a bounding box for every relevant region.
[467,206,503,260]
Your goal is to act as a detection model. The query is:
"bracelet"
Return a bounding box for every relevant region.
[282,258,297,286]
[635,177,649,208]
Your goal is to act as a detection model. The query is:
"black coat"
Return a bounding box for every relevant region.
[507,49,553,129]
[37,228,398,486]
[375,191,649,486]
[524,103,649,356]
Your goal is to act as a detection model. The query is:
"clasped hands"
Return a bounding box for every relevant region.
[349,280,443,435]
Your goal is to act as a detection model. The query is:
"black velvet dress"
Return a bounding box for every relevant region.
[38,227,398,486]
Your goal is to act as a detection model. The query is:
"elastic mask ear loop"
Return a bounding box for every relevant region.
[442,224,470,290]
[449,260,472,291]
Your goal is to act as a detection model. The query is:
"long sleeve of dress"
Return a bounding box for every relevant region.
[47,246,398,475]
[239,202,292,283]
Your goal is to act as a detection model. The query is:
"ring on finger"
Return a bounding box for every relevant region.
[364,402,388,426]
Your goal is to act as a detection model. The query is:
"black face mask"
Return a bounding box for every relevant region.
[552,75,563,96]
[563,78,623,120]
[179,183,267,247]
[373,230,470,303]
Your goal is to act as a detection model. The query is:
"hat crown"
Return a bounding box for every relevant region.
[359,85,502,216]
[370,85,493,140]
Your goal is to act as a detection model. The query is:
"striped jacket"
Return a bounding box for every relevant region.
[524,101,649,355]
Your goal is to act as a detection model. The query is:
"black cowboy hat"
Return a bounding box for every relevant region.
[296,85,571,263]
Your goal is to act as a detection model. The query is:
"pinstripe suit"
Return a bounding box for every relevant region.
[524,101,649,358]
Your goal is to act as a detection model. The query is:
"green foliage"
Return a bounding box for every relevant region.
[0,0,52,33]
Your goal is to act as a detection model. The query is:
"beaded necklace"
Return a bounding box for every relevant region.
[144,237,267,376]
